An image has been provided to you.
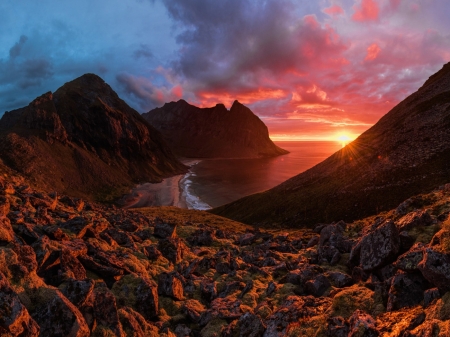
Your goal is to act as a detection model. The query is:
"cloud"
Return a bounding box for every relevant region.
[352,0,379,22]
[133,44,154,59]
[116,72,183,110]
[365,43,381,61]
[9,35,28,59]
[323,5,344,16]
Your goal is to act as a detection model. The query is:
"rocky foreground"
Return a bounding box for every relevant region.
[1,167,450,336]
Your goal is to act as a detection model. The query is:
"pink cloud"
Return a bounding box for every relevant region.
[352,0,379,22]
[365,43,381,61]
[324,5,345,16]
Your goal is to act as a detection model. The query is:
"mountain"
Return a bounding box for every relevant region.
[142,99,288,158]
[212,62,450,227]
[0,74,187,202]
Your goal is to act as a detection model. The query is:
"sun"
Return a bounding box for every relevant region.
[336,134,353,148]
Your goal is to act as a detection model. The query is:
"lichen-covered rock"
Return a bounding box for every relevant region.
[91,283,125,337]
[387,271,430,311]
[356,220,400,271]
[158,238,189,264]
[348,310,378,337]
[394,243,424,272]
[417,247,450,291]
[158,272,184,300]
[0,216,14,244]
[118,307,159,337]
[397,210,433,232]
[0,272,40,337]
[31,288,90,337]
[60,278,95,308]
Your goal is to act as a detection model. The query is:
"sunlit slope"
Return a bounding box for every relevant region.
[212,62,450,227]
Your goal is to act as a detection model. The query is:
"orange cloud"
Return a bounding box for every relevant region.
[352,0,379,22]
[365,43,381,61]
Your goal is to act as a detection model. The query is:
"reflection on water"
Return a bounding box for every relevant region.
[187,141,342,208]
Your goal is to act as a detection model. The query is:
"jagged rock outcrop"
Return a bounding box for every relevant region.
[0,74,187,202]
[142,99,288,158]
[213,62,450,227]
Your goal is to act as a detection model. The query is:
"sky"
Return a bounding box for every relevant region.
[1,0,450,141]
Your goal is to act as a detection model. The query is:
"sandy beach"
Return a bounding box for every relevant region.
[121,160,211,210]
[121,174,187,209]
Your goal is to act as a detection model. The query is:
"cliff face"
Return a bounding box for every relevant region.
[0,74,187,201]
[212,62,450,227]
[142,100,288,158]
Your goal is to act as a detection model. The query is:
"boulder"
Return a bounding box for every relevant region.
[61,278,95,308]
[417,247,450,291]
[32,289,90,337]
[91,284,125,337]
[158,272,184,300]
[158,238,189,264]
[397,210,433,232]
[305,274,331,297]
[348,310,378,337]
[387,271,430,311]
[0,272,40,336]
[357,220,400,271]
[154,222,177,239]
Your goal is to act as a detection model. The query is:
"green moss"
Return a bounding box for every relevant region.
[329,285,375,319]
[200,318,228,337]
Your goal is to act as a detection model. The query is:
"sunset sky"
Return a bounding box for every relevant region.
[1,0,450,140]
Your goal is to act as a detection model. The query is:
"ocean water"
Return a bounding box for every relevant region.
[180,141,342,209]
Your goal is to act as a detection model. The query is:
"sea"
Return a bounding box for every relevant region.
[178,141,343,210]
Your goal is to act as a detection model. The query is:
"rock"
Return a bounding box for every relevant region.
[158,238,189,264]
[387,271,430,311]
[326,271,354,288]
[143,245,162,260]
[357,220,400,271]
[0,216,14,244]
[112,274,159,320]
[305,274,331,297]
[188,229,215,246]
[60,278,95,308]
[91,283,125,337]
[327,316,349,337]
[60,248,87,281]
[394,243,424,272]
[0,272,40,336]
[60,217,93,238]
[397,210,433,232]
[238,232,257,246]
[319,223,352,254]
[348,310,378,337]
[181,300,204,323]
[118,307,159,337]
[264,296,331,336]
[423,288,440,307]
[174,324,191,337]
[306,236,319,248]
[200,280,217,303]
[158,272,184,300]
[154,222,177,239]
[12,243,38,274]
[32,289,90,337]
[104,228,136,248]
[238,312,265,337]
[417,247,450,291]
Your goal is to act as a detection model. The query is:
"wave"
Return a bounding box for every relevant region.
[179,161,211,210]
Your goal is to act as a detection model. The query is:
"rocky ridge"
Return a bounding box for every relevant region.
[212,62,450,227]
[1,160,450,336]
[142,100,288,158]
[0,74,187,202]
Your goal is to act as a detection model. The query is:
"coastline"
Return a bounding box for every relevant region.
[122,159,211,210]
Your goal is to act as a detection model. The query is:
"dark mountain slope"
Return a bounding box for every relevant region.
[142,100,288,158]
[0,74,187,201]
[212,62,450,227]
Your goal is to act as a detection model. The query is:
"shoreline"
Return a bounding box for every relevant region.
[122,159,212,210]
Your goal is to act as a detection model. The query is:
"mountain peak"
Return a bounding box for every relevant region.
[143,100,288,158]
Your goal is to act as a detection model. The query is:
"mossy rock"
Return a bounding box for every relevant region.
[329,285,376,319]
